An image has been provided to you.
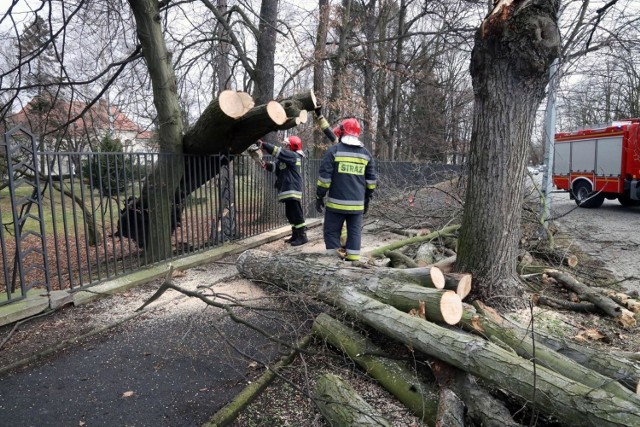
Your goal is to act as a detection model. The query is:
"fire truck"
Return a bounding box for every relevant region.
[553,118,640,208]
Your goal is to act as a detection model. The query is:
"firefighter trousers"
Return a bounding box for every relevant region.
[284,199,305,228]
[323,210,363,261]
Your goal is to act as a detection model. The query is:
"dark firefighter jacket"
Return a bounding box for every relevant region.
[262,142,304,202]
[316,142,377,213]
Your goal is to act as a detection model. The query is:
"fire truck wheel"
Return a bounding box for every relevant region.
[573,181,604,208]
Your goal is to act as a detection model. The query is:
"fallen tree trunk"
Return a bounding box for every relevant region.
[531,328,640,394]
[228,101,287,153]
[313,373,391,427]
[532,294,598,313]
[237,250,640,426]
[312,313,439,423]
[183,90,253,155]
[459,303,638,400]
[435,388,464,427]
[328,288,640,427]
[385,250,419,268]
[451,372,522,427]
[547,270,636,327]
[238,250,460,324]
[442,273,472,299]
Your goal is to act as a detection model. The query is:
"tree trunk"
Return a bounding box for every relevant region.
[460,303,638,400]
[326,288,640,427]
[312,313,439,423]
[127,0,185,261]
[547,270,636,327]
[237,250,640,426]
[253,0,278,107]
[237,250,461,325]
[313,373,391,427]
[182,90,253,155]
[450,371,522,427]
[312,0,330,157]
[455,0,561,309]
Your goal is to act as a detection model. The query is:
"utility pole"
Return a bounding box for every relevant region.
[540,59,559,242]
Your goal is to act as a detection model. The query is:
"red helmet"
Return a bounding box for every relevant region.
[284,135,302,152]
[340,118,361,137]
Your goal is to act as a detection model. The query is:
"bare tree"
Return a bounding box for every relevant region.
[456,0,561,309]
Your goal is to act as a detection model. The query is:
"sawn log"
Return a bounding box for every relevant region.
[236,250,640,427]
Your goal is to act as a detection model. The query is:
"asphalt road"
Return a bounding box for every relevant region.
[549,189,640,294]
[0,262,290,427]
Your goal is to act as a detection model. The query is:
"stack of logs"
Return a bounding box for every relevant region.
[236,223,640,426]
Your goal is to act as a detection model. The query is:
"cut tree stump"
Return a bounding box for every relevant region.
[313,373,391,427]
[312,313,438,422]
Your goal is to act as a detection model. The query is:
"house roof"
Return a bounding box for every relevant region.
[8,96,154,141]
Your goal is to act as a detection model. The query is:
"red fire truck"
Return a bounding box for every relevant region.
[553,118,640,208]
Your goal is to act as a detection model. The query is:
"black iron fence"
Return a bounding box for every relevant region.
[0,127,460,306]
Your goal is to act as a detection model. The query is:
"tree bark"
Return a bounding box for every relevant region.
[237,250,461,325]
[313,373,391,427]
[532,327,640,394]
[450,372,522,427]
[327,288,640,427]
[460,303,638,401]
[182,90,252,155]
[237,250,640,426]
[127,0,185,261]
[456,0,561,309]
[312,313,439,423]
[533,294,598,313]
[435,388,464,427]
[547,270,636,327]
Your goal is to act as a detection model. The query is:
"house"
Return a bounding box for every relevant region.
[8,95,157,154]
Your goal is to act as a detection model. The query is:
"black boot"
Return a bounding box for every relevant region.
[284,226,295,243]
[289,227,308,246]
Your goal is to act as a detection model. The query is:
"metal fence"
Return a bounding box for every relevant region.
[0,126,460,306]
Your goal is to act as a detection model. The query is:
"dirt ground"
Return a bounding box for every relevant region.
[1,184,640,426]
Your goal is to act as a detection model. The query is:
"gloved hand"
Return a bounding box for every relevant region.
[364,198,370,215]
[314,104,322,117]
[315,197,325,213]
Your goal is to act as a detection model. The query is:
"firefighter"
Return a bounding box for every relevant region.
[314,113,377,261]
[255,136,308,246]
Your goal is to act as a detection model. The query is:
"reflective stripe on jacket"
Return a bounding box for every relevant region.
[263,142,303,201]
[316,142,376,213]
